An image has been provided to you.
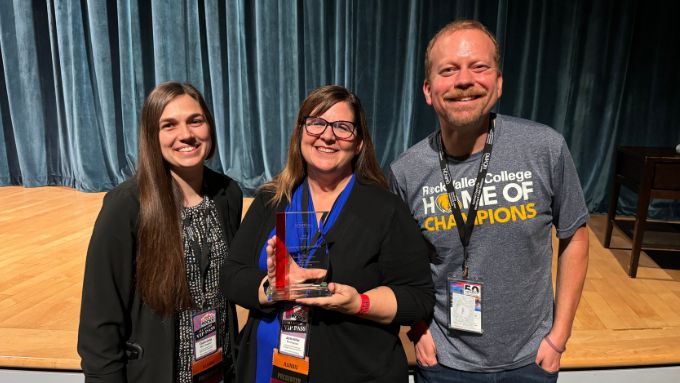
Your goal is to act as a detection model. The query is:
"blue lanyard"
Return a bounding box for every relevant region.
[286,173,356,267]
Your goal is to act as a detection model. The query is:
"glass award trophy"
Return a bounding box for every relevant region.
[270,211,331,301]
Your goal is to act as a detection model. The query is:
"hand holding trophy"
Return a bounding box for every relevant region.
[265,211,332,301]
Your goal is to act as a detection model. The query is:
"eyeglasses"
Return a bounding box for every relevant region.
[303,117,356,141]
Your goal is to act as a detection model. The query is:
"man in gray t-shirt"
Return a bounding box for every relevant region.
[388,20,589,382]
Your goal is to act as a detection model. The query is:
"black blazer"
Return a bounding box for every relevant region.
[78,168,242,383]
[222,179,434,383]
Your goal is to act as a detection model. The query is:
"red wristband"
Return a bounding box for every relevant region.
[356,294,370,315]
[544,335,566,353]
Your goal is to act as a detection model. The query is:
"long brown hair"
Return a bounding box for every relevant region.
[261,85,387,205]
[136,81,216,315]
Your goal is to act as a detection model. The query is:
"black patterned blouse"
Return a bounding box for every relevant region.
[176,197,230,383]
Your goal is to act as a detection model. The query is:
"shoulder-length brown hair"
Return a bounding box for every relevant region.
[261,85,387,205]
[136,81,216,315]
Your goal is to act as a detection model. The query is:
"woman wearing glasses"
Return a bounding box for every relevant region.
[221,85,434,382]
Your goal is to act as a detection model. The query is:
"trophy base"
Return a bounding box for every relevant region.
[270,283,332,301]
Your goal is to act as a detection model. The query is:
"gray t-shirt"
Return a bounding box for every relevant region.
[388,114,588,372]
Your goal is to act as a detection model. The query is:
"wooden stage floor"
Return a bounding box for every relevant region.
[1,186,679,370]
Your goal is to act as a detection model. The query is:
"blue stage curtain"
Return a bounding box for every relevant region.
[0,0,679,217]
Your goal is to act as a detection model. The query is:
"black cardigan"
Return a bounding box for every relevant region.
[78,168,242,383]
[222,179,434,383]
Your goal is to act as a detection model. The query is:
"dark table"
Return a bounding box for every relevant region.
[604,147,680,277]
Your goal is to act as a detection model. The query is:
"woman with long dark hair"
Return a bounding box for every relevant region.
[222,85,434,382]
[78,82,242,382]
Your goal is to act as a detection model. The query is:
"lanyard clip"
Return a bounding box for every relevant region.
[463,264,469,280]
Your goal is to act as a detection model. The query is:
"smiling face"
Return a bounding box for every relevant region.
[423,28,503,130]
[158,94,212,177]
[300,101,363,182]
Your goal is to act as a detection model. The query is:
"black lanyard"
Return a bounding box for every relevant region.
[187,219,212,308]
[436,115,495,279]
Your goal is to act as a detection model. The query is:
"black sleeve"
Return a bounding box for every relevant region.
[380,196,435,325]
[226,179,243,241]
[221,192,274,313]
[77,188,137,383]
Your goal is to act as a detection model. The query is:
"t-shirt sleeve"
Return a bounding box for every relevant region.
[551,139,589,238]
[386,165,408,202]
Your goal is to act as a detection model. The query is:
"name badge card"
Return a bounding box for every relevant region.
[278,305,310,359]
[191,309,223,377]
[447,275,483,333]
[272,305,311,383]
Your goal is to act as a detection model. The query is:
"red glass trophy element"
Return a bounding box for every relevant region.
[270,211,331,301]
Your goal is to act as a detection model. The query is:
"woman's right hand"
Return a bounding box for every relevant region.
[265,236,278,286]
[264,236,327,293]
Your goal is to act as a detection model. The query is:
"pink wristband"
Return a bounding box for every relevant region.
[356,294,370,315]
[544,335,566,353]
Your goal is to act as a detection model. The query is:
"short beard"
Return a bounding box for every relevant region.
[442,108,486,130]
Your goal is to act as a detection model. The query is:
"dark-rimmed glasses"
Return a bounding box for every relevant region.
[303,116,356,141]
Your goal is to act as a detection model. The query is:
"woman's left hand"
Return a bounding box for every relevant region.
[295,282,361,315]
